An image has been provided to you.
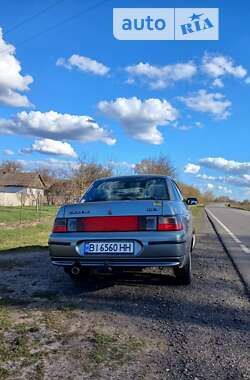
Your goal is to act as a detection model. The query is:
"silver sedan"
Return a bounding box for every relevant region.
[48,175,196,285]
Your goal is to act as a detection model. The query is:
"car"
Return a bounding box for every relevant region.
[48,175,197,285]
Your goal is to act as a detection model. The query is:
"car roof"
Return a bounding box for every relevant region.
[94,174,172,182]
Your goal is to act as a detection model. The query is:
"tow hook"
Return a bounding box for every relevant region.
[71,266,81,275]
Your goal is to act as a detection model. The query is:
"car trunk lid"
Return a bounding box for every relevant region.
[64,200,165,218]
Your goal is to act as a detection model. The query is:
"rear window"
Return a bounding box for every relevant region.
[83,177,169,202]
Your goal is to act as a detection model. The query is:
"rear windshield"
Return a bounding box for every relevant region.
[83,177,169,202]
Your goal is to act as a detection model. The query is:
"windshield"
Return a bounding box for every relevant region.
[83,177,169,202]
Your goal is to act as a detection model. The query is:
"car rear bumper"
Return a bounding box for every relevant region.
[48,231,189,268]
[50,256,184,267]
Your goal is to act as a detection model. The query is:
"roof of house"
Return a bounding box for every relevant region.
[0,172,46,189]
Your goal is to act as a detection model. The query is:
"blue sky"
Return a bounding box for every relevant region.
[0,0,250,200]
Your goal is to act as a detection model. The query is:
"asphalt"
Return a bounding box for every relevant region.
[206,204,250,294]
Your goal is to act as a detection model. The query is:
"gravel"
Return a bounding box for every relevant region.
[0,210,249,379]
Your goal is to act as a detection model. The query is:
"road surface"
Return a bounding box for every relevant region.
[206,204,250,293]
[0,209,249,379]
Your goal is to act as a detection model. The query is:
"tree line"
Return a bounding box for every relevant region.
[0,157,219,205]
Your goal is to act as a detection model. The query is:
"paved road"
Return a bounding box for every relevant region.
[206,204,250,293]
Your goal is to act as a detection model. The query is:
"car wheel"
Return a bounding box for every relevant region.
[191,231,196,251]
[173,253,192,285]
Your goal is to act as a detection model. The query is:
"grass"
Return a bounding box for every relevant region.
[88,330,143,367]
[0,221,54,251]
[190,205,204,233]
[0,206,58,224]
[230,202,250,211]
[0,205,57,252]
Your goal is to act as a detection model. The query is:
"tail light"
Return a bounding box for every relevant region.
[67,216,158,232]
[52,216,183,232]
[158,216,183,231]
[52,218,67,233]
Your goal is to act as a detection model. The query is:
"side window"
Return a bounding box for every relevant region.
[171,181,184,201]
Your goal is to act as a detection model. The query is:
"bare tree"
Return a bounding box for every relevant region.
[73,158,113,195]
[17,191,28,224]
[0,160,23,174]
[134,156,176,178]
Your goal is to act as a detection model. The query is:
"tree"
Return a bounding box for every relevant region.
[202,191,215,202]
[134,156,176,178]
[73,160,113,194]
[0,160,23,174]
[178,182,201,199]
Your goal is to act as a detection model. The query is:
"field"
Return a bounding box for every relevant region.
[0,206,58,252]
[0,205,203,252]
[230,202,250,211]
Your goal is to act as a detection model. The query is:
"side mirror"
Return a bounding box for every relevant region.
[186,197,199,205]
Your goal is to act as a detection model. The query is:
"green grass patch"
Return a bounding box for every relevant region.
[0,206,58,251]
[0,307,11,330]
[191,205,204,233]
[0,218,54,252]
[88,330,143,367]
[0,206,58,224]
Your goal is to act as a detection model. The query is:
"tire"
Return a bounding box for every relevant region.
[174,253,192,285]
[191,231,196,251]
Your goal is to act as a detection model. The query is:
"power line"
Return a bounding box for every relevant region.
[5,0,66,35]
[15,0,112,47]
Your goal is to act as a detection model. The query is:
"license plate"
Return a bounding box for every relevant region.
[84,241,134,254]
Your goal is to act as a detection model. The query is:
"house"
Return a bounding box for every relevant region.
[0,172,46,206]
[46,180,80,205]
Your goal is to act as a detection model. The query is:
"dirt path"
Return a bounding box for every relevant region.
[0,210,249,379]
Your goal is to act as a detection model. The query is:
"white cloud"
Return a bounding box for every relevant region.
[98,97,178,144]
[3,149,14,156]
[199,157,250,175]
[197,174,216,180]
[56,54,110,76]
[21,138,77,158]
[202,53,247,79]
[126,61,197,89]
[217,185,232,194]
[173,121,203,131]
[207,183,214,189]
[187,157,250,194]
[0,110,115,145]
[205,182,231,194]
[244,189,250,197]
[212,78,224,88]
[18,158,135,176]
[0,28,33,107]
[245,77,250,84]
[197,172,250,189]
[179,90,231,119]
[184,163,200,174]
[109,160,135,170]
[18,158,79,173]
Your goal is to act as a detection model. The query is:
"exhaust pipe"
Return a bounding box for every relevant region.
[71,266,81,275]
